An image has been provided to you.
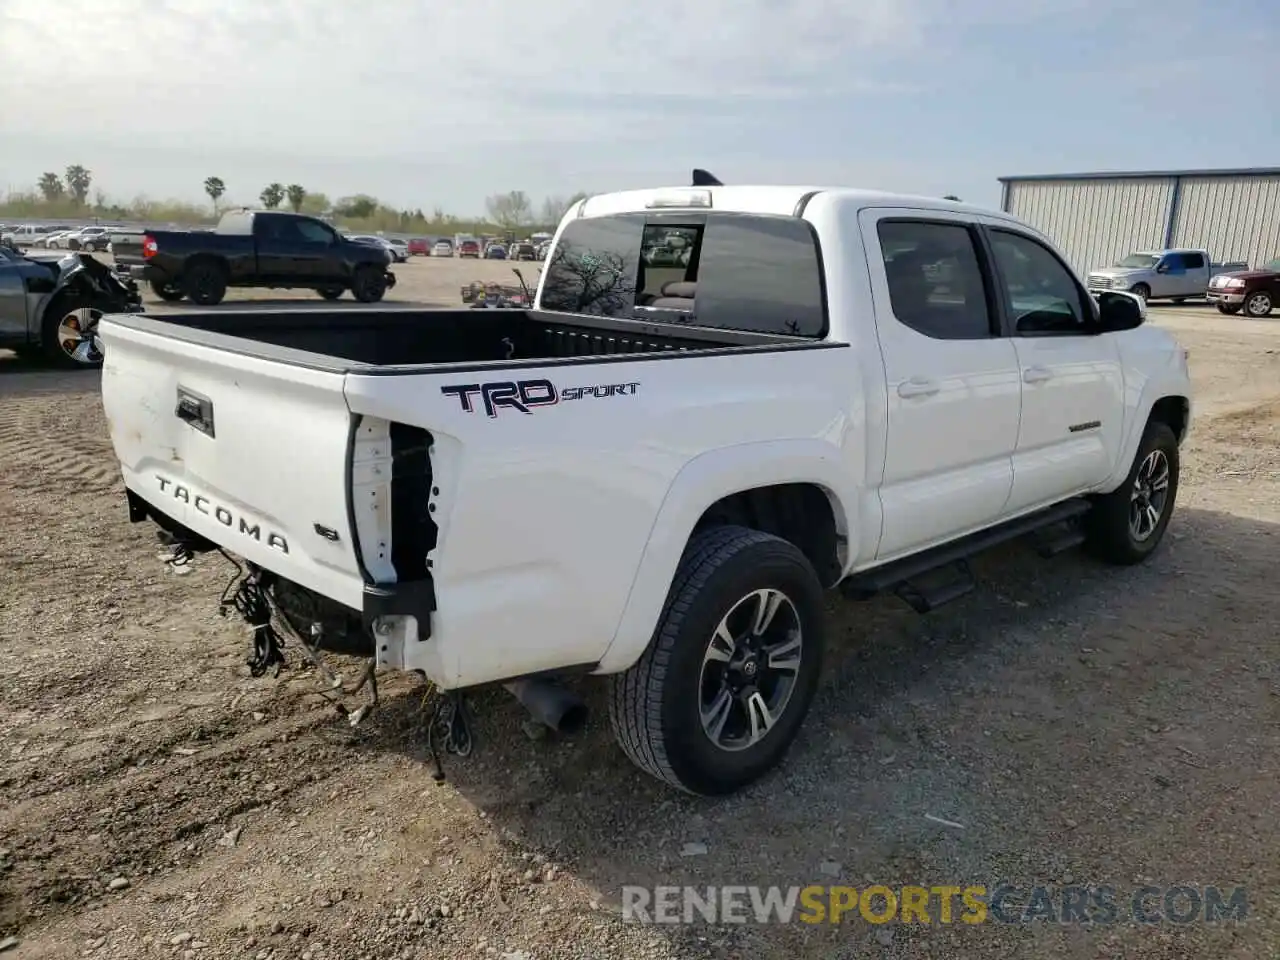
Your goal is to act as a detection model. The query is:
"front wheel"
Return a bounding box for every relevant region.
[608,525,826,795]
[40,296,105,369]
[1130,283,1151,303]
[351,266,387,303]
[1244,291,1273,317]
[1084,422,1179,565]
[1216,303,1241,315]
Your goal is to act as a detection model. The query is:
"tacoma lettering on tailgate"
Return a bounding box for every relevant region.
[155,475,289,553]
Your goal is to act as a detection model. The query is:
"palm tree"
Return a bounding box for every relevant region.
[286,184,306,213]
[38,172,65,201]
[204,176,226,213]
[260,183,285,209]
[64,165,92,204]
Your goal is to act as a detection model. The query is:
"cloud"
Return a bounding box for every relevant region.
[2,0,1274,213]
[0,0,925,147]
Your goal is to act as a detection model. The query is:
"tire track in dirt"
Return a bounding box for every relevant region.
[0,703,368,933]
[0,390,120,492]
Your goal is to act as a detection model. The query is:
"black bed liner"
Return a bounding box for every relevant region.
[103,306,845,376]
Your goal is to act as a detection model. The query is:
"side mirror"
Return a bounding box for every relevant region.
[1155,262,1169,274]
[1095,291,1145,332]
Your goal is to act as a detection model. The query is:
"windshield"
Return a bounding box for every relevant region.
[1116,254,1159,268]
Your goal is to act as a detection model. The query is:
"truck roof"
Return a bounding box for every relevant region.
[579,185,1023,224]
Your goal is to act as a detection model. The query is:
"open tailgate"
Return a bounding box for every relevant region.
[99,317,368,611]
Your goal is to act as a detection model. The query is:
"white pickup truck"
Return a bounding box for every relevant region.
[99,177,1192,796]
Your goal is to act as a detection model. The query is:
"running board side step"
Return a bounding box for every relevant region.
[840,498,1092,613]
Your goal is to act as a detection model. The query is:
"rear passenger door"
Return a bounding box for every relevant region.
[860,210,1021,561]
[984,226,1124,512]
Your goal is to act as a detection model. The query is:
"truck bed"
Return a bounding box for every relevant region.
[105,307,798,370]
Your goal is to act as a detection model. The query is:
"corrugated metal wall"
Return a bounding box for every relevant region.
[1004,178,1173,274]
[1170,175,1280,268]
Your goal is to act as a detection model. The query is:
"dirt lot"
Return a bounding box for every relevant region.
[1,291,1279,960]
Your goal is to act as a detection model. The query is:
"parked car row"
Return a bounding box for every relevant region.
[1086,247,1276,316]
[397,233,553,260]
[1,223,127,253]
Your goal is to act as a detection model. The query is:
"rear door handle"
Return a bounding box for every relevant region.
[1023,365,1054,384]
[897,377,940,399]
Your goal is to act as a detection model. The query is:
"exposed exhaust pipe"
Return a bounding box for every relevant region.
[503,678,588,734]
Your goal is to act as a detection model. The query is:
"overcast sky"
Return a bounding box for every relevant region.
[2,0,1277,217]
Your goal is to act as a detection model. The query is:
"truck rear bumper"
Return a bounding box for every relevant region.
[124,486,437,647]
[117,263,168,285]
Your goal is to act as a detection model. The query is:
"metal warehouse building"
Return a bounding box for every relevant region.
[998,167,1280,275]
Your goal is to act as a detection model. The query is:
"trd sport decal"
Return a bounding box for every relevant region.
[441,378,640,417]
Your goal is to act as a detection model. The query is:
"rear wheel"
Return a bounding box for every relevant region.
[608,525,825,795]
[40,296,105,370]
[1084,422,1179,565]
[351,265,387,303]
[1244,291,1273,318]
[183,261,228,306]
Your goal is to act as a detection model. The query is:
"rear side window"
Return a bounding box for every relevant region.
[876,220,993,340]
[1180,252,1205,269]
[538,213,827,337]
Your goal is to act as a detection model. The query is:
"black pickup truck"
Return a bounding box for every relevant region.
[111,211,397,306]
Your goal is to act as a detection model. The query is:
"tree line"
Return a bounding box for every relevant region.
[4,165,589,236]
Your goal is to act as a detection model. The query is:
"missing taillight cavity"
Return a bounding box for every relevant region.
[389,422,436,581]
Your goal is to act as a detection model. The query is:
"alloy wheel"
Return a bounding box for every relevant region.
[1129,449,1171,541]
[698,588,803,752]
[57,307,105,366]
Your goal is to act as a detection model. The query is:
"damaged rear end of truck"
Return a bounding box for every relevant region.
[97,182,856,786]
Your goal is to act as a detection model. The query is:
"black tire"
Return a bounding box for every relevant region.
[608,525,826,795]
[39,295,105,370]
[317,286,344,300]
[151,280,185,302]
[84,242,98,253]
[1083,421,1179,565]
[1243,290,1273,318]
[183,260,228,306]
[351,265,387,303]
[1131,283,1150,303]
[1216,303,1241,315]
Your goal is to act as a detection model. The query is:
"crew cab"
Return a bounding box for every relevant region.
[97,178,1192,796]
[1206,256,1280,317]
[1086,248,1248,303]
[111,210,397,306]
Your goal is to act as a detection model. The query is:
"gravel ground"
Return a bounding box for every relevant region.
[0,296,1278,960]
